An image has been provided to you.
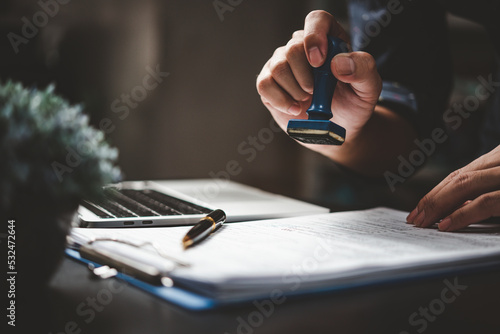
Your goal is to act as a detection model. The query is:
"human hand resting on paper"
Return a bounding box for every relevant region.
[256,10,382,156]
[407,145,500,231]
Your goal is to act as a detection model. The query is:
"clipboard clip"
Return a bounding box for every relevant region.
[88,263,118,279]
[80,237,189,287]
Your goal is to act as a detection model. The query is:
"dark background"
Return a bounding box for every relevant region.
[2,2,499,334]
[0,0,496,210]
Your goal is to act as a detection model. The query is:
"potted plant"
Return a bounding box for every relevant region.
[0,81,121,313]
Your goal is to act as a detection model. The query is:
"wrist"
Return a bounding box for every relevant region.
[317,104,416,176]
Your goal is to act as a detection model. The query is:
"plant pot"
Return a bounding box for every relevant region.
[7,197,77,293]
[3,199,76,331]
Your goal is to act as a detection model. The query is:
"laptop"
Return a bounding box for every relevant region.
[78,179,329,228]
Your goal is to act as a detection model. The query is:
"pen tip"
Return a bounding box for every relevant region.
[182,237,193,249]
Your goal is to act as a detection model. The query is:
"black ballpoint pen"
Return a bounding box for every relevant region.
[182,209,226,249]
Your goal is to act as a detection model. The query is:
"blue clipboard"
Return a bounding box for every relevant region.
[66,248,500,311]
[66,249,217,310]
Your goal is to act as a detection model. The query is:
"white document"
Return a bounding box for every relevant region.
[71,207,500,300]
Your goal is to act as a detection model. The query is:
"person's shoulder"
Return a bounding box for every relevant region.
[437,0,497,25]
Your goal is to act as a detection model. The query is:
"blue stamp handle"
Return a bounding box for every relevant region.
[307,36,348,121]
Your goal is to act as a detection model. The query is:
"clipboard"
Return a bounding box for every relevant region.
[65,247,500,311]
[66,249,217,310]
[65,208,500,311]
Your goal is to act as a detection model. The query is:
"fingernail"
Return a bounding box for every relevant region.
[439,217,451,231]
[414,209,426,227]
[335,55,355,76]
[287,103,301,116]
[308,47,323,66]
[406,207,419,223]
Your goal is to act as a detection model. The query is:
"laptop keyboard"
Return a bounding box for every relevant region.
[81,188,212,218]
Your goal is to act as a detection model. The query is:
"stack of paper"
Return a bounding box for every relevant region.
[70,208,500,301]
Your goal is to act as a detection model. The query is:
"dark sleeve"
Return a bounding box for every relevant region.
[438,0,500,55]
[436,0,500,155]
[348,0,453,138]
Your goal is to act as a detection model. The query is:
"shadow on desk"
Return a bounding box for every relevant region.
[43,257,500,334]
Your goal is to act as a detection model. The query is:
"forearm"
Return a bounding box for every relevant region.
[317,106,418,177]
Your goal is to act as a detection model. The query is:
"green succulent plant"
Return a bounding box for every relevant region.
[0,81,121,213]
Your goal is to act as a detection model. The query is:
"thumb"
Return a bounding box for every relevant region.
[303,10,350,68]
[331,52,382,103]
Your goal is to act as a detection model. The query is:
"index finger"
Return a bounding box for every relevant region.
[407,147,500,223]
[303,10,350,67]
[416,167,500,228]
